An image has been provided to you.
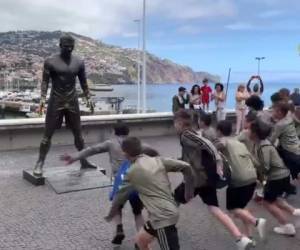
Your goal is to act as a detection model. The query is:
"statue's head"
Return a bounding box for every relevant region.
[59,34,75,57]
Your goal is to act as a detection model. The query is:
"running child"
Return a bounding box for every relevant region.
[199,113,218,143]
[217,120,266,241]
[105,137,194,250]
[61,124,155,246]
[200,78,212,112]
[236,112,257,153]
[236,112,265,202]
[173,110,254,250]
[270,102,300,182]
[250,120,300,236]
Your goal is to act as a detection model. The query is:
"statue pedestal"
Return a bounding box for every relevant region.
[23,166,110,193]
[23,170,45,186]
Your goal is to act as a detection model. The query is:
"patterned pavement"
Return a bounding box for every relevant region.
[0,135,300,250]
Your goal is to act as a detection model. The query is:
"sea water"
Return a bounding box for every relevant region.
[95,82,300,112]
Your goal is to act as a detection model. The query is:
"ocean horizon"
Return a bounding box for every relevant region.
[95,81,300,112]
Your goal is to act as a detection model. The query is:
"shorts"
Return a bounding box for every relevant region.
[144,221,180,250]
[278,148,300,180]
[202,96,210,105]
[119,194,143,215]
[264,177,291,202]
[174,182,219,207]
[226,183,256,210]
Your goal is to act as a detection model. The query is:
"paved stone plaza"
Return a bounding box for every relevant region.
[0,135,300,250]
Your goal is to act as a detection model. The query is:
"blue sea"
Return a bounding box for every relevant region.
[95,82,300,112]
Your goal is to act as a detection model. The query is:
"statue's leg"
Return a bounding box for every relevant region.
[33,122,56,176]
[66,109,97,169]
[33,136,52,176]
[33,104,63,176]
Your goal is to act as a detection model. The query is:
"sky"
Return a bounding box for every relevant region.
[1,0,300,82]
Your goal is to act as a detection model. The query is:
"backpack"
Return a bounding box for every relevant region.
[223,138,257,186]
[183,130,231,189]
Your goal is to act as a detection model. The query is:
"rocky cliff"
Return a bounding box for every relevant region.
[0,30,220,85]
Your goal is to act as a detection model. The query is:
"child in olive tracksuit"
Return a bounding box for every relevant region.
[217,120,266,242]
[105,137,194,250]
[250,119,300,236]
[270,102,300,181]
[61,125,155,246]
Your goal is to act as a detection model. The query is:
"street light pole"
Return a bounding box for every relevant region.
[255,57,265,76]
[134,19,141,113]
[142,0,147,113]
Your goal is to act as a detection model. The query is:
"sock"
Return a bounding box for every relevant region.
[236,236,243,242]
[112,224,125,245]
[134,215,144,231]
[116,224,124,233]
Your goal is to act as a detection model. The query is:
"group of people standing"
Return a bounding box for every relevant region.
[172,78,227,122]
[172,75,268,135]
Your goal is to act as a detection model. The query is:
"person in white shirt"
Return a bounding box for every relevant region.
[189,84,201,105]
[212,83,226,122]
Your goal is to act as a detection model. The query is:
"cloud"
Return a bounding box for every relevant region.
[0,0,299,40]
[177,25,201,35]
[225,22,254,31]
[149,42,224,51]
[259,10,285,18]
[122,32,138,38]
[150,0,237,20]
[0,0,142,38]
[0,0,238,39]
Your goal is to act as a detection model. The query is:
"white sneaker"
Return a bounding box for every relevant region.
[293,209,300,228]
[293,209,300,216]
[236,237,254,250]
[273,224,296,236]
[256,218,267,240]
[249,238,256,247]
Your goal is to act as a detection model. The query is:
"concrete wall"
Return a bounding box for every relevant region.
[0,110,238,151]
[0,112,175,151]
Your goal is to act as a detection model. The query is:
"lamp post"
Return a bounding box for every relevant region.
[134,19,141,113]
[142,0,147,113]
[255,57,265,76]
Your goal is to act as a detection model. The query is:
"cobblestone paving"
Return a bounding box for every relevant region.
[0,136,300,250]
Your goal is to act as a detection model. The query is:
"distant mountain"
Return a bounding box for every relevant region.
[0,30,220,85]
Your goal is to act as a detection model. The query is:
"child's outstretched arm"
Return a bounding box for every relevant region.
[269,124,282,144]
[60,141,111,165]
[247,76,253,93]
[257,145,272,176]
[161,158,194,202]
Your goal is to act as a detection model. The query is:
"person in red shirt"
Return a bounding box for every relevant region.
[200,78,212,112]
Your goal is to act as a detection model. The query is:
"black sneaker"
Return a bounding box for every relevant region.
[284,184,297,198]
[111,232,125,245]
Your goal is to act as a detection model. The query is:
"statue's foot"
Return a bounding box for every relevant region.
[33,160,44,177]
[80,159,97,170]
